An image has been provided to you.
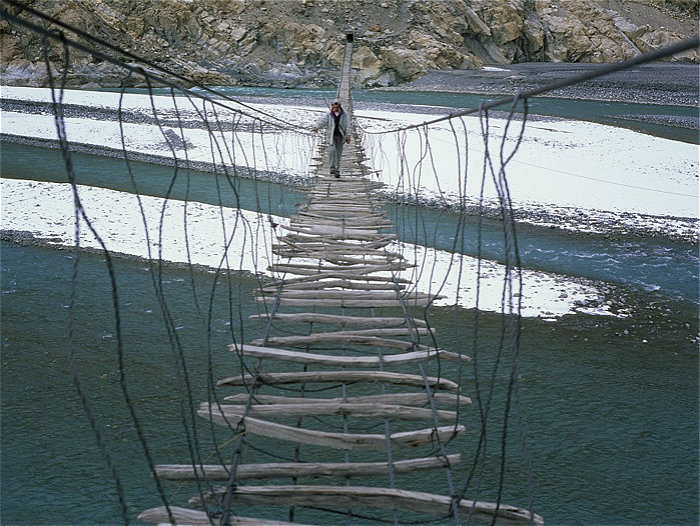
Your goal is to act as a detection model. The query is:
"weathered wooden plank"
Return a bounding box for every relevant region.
[307,189,375,194]
[289,221,393,231]
[297,243,396,252]
[281,234,397,248]
[250,329,430,350]
[309,183,374,190]
[273,253,404,267]
[290,222,395,232]
[189,487,543,525]
[304,196,378,202]
[269,262,413,273]
[252,327,430,338]
[296,221,392,230]
[202,401,457,423]
[305,191,375,197]
[271,262,374,271]
[197,408,466,450]
[308,183,373,190]
[277,238,393,251]
[286,256,403,267]
[297,208,385,217]
[217,371,461,392]
[306,188,376,195]
[281,232,394,241]
[310,181,372,187]
[305,190,376,196]
[267,266,410,278]
[304,197,378,204]
[301,207,381,214]
[284,231,394,242]
[272,246,403,258]
[247,312,426,327]
[247,334,425,350]
[280,224,392,238]
[305,204,377,210]
[295,212,379,219]
[297,211,387,222]
[276,272,411,284]
[138,506,310,526]
[294,243,391,253]
[286,223,381,234]
[251,327,435,342]
[256,297,436,308]
[154,454,461,481]
[279,224,373,236]
[265,290,436,301]
[223,393,472,407]
[267,266,329,276]
[232,344,468,365]
[261,279,405,292]
[272,250,404,262]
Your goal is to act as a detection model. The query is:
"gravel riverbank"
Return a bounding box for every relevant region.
[382,62,699,107]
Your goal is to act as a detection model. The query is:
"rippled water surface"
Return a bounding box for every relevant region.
[1,88,698,525]
[2,239,698,525]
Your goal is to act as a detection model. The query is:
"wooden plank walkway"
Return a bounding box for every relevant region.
[139,35,542,526]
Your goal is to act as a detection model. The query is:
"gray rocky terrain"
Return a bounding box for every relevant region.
[1,0,697,89]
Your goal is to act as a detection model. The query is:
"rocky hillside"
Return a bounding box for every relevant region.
[1,0,697,89]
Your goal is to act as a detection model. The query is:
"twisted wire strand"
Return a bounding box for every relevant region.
[48,37,133,526]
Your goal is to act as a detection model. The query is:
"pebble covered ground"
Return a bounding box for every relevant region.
[381,62,700,130]
[381,62,699,106]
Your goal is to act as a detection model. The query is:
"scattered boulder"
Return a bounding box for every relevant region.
[0,0,696,89]
[352,45,382,86]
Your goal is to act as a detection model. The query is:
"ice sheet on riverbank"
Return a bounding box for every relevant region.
[1,86,697,242]
[1,178,609,318]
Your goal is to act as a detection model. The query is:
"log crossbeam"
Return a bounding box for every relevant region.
[153,454,462,481]
[187,486,544,525]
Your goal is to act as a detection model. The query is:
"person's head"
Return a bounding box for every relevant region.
[331,101,341,113]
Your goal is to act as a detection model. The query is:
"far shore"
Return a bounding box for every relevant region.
[378,62,699,107]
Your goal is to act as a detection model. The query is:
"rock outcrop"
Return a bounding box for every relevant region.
[1,0,697,89]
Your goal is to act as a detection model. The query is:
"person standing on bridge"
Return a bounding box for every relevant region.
[313,101,351,178]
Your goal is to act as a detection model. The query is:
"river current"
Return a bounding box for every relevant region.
[1,87,698,525]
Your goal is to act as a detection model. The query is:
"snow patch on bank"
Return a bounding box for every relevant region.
[359,108,698,229]
[1,178,609,318]
[2,86,697,243]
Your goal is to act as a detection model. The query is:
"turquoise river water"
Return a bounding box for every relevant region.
[1,88,698,525]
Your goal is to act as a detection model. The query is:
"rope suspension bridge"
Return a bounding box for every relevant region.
[2,2,697,525]
[133,36,540,526]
